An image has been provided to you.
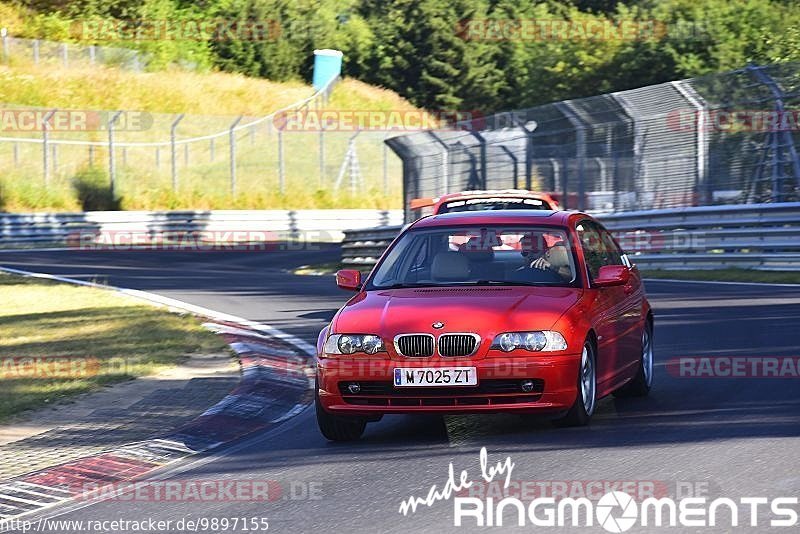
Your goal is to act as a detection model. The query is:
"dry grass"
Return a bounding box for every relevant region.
[0,59,422,211]
[0,62,418,117]
[0,273,227,421]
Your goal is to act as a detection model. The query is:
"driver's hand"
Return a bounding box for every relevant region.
[530,257,550,270]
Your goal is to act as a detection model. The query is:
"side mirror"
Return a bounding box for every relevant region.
[336,269,362,291]
[594,265,630,288]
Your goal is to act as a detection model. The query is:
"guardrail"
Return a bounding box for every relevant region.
[341,203,800,271]
[0,209,404,247]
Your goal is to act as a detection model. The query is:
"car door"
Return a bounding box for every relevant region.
[597,223,643,374]
[575,219,630,393]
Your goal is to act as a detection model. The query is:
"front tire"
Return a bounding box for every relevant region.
[614,319,653,398]
[554,338,597,427]
[315,387,366,441]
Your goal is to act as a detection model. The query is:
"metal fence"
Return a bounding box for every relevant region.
[340,203,800,271]
[0,33,158,71]
[386,62,800,222]
[0,77,403,207]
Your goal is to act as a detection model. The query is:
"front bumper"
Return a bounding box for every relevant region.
[317,353,581,415]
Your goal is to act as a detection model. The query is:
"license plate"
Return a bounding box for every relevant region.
[393,367,478,387]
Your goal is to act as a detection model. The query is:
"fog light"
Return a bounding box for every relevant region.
[347,383,361,394]
[521,380,535,393]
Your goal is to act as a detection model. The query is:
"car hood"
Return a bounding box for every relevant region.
[332,286,583,338]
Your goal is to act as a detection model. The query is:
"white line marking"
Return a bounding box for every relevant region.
[229,341,299,357]
[0,485,61,501]
[0,404,312,528]
[0,265,318,526]
[13,482,72,495]
[148,439,193,453]
[0,266,317,356]
[0,247,74,253]
[0,493,51,506]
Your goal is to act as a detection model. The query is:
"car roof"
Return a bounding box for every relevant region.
[437,190,553,201]
[411,209,586,229]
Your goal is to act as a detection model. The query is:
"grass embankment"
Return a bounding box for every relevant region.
[0,61,421,212]
[0,273,227,422]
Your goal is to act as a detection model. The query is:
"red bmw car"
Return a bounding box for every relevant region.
[316,210,653,441]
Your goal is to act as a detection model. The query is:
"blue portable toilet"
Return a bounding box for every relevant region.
[312,49,343,90]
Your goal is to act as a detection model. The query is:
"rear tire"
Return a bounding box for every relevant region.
[315,388,366,441]
[613,319,653,398]
[554,338,596,427]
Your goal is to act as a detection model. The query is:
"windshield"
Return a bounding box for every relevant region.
[367,225,578,289]
[438,197,551,213]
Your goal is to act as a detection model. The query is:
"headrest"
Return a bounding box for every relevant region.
[547,244,570,269]
[431,251,470,281]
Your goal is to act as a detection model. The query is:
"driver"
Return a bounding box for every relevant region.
[529,242,572,281]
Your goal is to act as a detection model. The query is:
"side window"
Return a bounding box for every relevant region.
[599,227,623,265]
[576,220,626,281]
[575,221,605,281]
[404,236,432,282]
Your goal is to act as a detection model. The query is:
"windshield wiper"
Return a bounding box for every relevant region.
[471,280,549,287]
[376,282,444,289]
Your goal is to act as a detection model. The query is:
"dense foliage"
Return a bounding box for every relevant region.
[7,0,800,111]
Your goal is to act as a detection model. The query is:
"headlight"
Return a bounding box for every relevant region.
[324,334,386,355]
[490,331,567,352]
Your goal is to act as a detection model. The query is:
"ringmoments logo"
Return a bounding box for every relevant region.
[398,449,800,530]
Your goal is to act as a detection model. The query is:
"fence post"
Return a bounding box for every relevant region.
[52,144,58,173]
[170,114,184,191]
[61,43,68,68]
[229,116,243,196]
[108,111,123,199]
[155,147,160,169]
[383,135,389,195]
[1,28,7,63]
[319,123,325,187]
[278,127,285,194]
[555,102,586,210]
[427,132,449,195]
[41,109,57,184]
[209,138,215,162]
[89,45,96,64]
[472,132,488,189]
[13,142,19,167]
[88,145,94,166]
[184,143,189,167]
[33,39,39,64]
[499,145,518,189]
[512,117,538,190]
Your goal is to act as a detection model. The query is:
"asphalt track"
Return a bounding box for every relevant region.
[1,247,799,533]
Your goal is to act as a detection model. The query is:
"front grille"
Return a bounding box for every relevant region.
[438,334,479,356]
[395,334,435,357]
